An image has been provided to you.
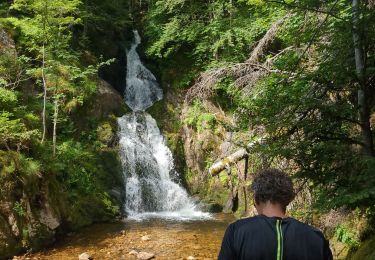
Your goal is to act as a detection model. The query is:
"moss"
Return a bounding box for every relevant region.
[97,122,115,145]
[347,235,375,260]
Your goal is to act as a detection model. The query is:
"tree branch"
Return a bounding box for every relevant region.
[265,0,347,22]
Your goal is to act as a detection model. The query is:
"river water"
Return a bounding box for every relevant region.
[26,214,233,260]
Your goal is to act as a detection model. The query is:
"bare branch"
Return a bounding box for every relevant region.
[246,14,291,64]
[185,14,292,103]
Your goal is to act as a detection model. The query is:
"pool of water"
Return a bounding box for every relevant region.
[22,213,234,260]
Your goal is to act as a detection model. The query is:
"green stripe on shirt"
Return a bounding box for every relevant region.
[276,219,283,260]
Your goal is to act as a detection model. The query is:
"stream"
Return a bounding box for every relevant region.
[24,214,233,260]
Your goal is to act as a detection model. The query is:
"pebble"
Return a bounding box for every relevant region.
[187,257,196,260]
[137,252,155,260]
[129,250,138,256]
[78,252,93,260]
[141,235,151,241]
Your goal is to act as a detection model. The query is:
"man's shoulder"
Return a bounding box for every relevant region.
[229,215,263,229]
[288,217,326,238]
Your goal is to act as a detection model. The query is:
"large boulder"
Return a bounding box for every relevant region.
[0,168,63,259]
[80,79,126,121]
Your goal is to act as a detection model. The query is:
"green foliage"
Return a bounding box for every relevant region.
[97,122,114,145]
[143,0,286,90]
[145,0,281,62]
[184,100,217,133]
[335,224,360,249]
[48,140,95,194]
[0,1,126,248]
[0,112,38,150]
[0,87,17,107]
[142,0,375,229]
[13,201,26,217]
[83,0,129,30]
[101,192,120,216]
[0,51,23,89]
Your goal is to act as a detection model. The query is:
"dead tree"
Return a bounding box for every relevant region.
[209,138,263,176]
[185,14,292,103]
[209,138,264,214]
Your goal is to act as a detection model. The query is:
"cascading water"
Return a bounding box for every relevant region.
[124,31,163,112]
[118,30,210,220]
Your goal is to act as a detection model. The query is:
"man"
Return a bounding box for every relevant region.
[218,168,333,260]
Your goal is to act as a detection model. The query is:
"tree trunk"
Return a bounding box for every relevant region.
[52,97,59,156]
[243,156,249,213]
[209,138,263,176]
[223,167,239,213]
[352,0,374,156]
[209,148,248,176]
[83,0,88,38]
[41,44,47,144]
[236,157,249,215]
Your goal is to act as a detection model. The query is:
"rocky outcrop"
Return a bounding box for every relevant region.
[73,79,127,138]
[0,164,64,259]
[180,100,240,207]
[0,214,20,258]
[0,27,16,53]
[88,79,126,119]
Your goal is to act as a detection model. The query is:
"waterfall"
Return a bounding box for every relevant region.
[124,31,163,111]
[118,30,210,220]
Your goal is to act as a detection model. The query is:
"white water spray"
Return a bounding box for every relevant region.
[118,31,210,221]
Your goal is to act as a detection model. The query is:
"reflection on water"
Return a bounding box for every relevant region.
[27,214,235,260]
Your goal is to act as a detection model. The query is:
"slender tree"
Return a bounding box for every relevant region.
[352,0,374,156]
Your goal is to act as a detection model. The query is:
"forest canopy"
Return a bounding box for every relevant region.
[143,0,375,214]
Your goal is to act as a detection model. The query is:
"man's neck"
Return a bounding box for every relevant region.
[256,201,286,218]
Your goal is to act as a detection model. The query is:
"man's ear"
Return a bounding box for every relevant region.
[253,198,259,208]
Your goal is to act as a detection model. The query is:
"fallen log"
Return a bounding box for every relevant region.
[209,149,248,176]
[185,14,291,104]
[209,138,264,176]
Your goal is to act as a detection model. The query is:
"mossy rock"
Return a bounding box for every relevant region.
[0,215,21,259]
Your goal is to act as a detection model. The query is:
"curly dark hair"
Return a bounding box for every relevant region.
[251,168,295,209]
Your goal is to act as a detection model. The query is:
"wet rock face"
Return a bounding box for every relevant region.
[0,180,63,259]
[98,44,127,95]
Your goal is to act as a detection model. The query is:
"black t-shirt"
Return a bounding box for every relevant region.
[218,215,333,260]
